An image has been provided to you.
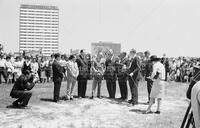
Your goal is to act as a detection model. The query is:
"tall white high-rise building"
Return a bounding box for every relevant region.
[19,4,59,56]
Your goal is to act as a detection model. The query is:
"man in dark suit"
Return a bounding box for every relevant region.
[127,49,142,105]
[52,53,63,102]
[104,49,117,99]
[10,70,36,108]
[144,52,154,103]
[76,50,90,98]
[22,56,31,75]
[116,52,129,100]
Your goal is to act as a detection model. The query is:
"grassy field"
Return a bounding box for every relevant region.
[0,80,189,128]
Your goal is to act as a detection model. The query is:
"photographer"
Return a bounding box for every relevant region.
[10,70,37,108]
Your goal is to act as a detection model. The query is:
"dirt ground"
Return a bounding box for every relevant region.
[0,80,189,128]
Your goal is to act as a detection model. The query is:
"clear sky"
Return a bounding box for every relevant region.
[0,0,200,57]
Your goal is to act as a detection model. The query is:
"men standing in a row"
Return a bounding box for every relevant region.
[116,52,129,100]
[76,50,90,98]
[104,49,117,99]
[52,53,63,102]
[127,49,142,105]
[144,51,153,103]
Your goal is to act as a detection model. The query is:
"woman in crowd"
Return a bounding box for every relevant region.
[39,57,47,83]
[31,58,39,82]
[60,54,68,81]
[46,54,54,82]
[13,56,23,81]
[66,55,79,100]
[5,56,14,84]
[144,55,165,114]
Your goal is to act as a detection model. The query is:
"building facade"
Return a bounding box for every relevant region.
[19,4,59,56]
[91,41,121,56]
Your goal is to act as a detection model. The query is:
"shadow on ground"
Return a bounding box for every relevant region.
[129,109,146,114]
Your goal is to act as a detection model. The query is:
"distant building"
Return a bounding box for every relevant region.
[19,4,59,56]
[70,49,80,55]
[91,41,121,56]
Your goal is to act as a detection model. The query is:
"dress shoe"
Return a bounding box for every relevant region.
[128,100,134,103]
[155,111,161,114]
[97,96,102,99]
[70,96,74,100]
[12,101,20,107]
[90,96,94,99]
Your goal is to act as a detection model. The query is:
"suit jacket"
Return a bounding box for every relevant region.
[22,61,31,74]
[76,55,90,80]
[144,60,153,79]
[104,57,117,80]
[116,57,129,80]
[127,56,142,81]
[52,60,63,81]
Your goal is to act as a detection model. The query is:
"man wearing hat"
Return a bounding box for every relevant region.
[127,49,142,105]
[52,53,63,102]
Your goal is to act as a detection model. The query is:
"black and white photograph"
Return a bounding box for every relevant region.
[0,0,200,128]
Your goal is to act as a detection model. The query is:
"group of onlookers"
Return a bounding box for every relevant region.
[162,57,199,83]
[0,53,55,84]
